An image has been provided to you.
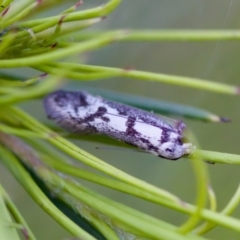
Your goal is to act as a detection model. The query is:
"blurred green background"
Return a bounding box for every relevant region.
[1,1,240,239]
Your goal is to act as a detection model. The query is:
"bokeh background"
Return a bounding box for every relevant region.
[1,0,240,239]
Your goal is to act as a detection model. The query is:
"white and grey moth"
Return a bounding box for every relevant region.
[44,90,194,160]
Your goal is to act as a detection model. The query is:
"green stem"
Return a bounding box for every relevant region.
[87,215,119,240]
[40,169,206,240]
[195,184,240,234]
[0,31,127,67]
[0,184,36,240]
[194,150,240,164]
[178,155,208,233]
[0,123,47,138]
[72,29,240,42]
[0,146,97,240]
[1,1,39,27]
[46,62,239,95]
[17,0,121,28]
[0,187,20,240]
[0,75,60,105]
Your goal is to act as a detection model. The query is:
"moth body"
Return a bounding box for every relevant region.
[44,90,193,160]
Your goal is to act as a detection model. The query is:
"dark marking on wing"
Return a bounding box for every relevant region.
[160,127,170,144]
[126,117,139,137]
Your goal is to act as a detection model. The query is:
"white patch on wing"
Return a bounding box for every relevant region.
[94,114,127,133]
[134,121,162,143]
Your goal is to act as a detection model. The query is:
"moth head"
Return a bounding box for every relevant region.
[159,138,193,160]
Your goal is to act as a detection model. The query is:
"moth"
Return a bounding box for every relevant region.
[43,90,194,160]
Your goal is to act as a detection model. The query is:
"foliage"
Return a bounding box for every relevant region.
[0,1,240,240]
